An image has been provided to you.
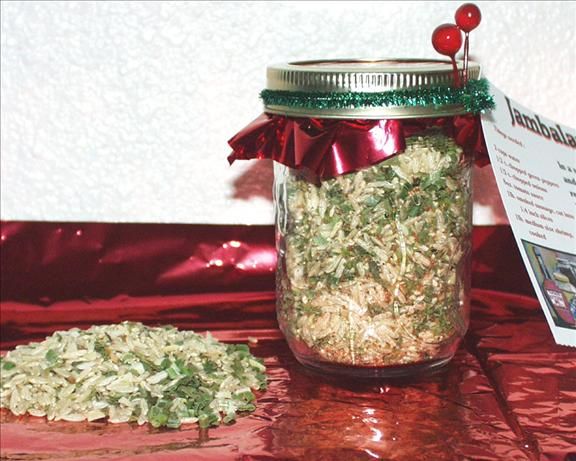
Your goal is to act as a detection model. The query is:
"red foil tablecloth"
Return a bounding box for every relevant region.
[1,222,575,460]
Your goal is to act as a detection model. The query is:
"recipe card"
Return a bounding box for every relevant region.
[481,83,576,347]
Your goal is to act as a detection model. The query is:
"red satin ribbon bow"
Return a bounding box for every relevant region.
[228,113,488,180]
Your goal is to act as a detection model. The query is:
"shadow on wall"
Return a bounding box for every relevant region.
[232,160,274,201]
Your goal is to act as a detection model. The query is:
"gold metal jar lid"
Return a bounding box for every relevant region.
[264,58,481,119]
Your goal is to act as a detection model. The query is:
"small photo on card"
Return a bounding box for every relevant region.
[522,240,576,330]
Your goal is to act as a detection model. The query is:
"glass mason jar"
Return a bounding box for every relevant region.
[269,60,479,377]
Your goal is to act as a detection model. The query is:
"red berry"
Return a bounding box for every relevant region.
[431,24,463,57]
[455,3,481,33]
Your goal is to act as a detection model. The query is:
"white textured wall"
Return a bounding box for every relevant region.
[1,1,574,224]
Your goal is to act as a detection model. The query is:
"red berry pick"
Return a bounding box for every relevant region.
[455,3,481,85]
[432,23,463,57]
[431,24,463,87]
[455,3,481,32]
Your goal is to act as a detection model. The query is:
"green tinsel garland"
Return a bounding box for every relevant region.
[261,78,494,114]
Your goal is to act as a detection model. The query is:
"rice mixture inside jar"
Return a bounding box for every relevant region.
[276,131,472,372]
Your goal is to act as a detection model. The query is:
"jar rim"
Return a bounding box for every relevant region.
[264,58,482,119]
